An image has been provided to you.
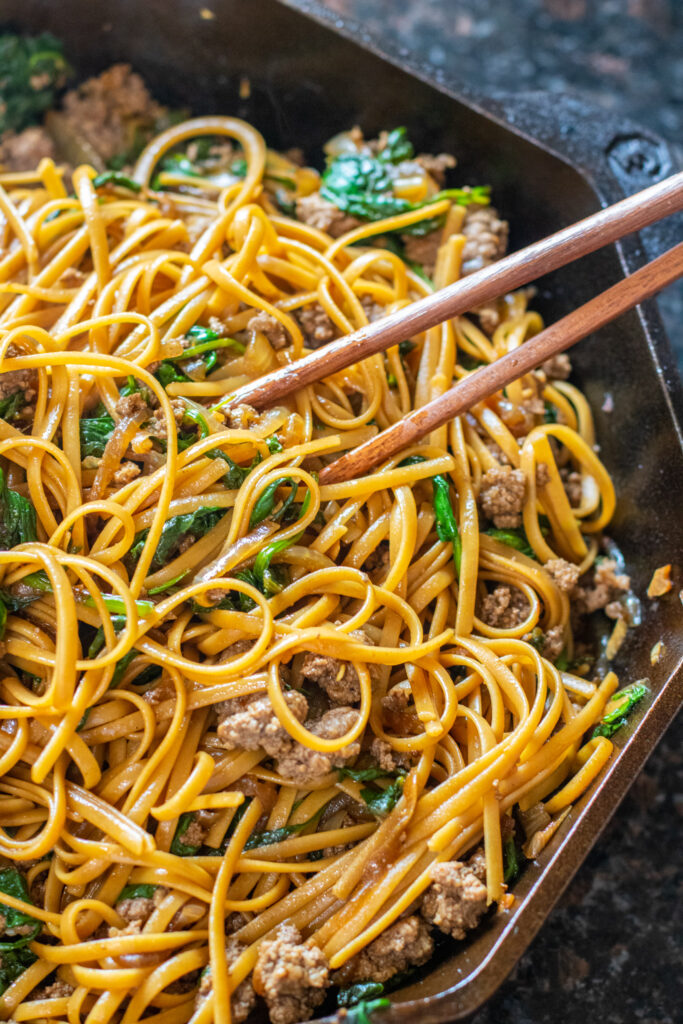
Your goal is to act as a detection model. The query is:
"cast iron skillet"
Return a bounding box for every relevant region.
[2,1,682,1019]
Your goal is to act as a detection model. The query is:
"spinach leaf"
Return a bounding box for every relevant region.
[0,467,37,548]
[342,998,390,1024]
[485,526,536,560]
[503,837,521,885]
[117,883,157,901]
[378,126,414,164]
[592,681,648,739]
[171,812,201,856]
[338,984,386,1008]
[0,868,40,949]
[253,492,310,595]
[399,456,461,574]
[0,946,37,995]
[154,361,190,388]
[79,415,115,458]
[244,808,324,851]
[129,507,224,571]
[0,391,26,422]
[360,774,405,817]
[92,171,141,193]
[337,765,394,783]
[0,33,70,135]
[250,478,296,528]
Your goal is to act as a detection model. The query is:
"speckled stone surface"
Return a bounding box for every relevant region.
[317,0,682,370]
[315,3,683,1022]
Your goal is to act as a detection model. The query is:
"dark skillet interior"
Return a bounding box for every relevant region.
[2,0,682,1019]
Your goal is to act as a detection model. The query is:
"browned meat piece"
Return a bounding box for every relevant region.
[248,311,289,350]
[216,691,309,758]
[363,540,390,582]
[225,403,258,431]
[335,916,433,986]
[180,810,217,850]
[146,399,186,438]
[115,896,156,926]
[480,585,530,629]
[61,64,163,164]
[479,465,526,529]
[421,860,487,940]
[545,557,580,593]
[253,924,330,1024]
[115,392,148,419]
[402,230,441,275]
[541,353,572,381]
[536,462,551,488]
[573,558,631,616]
[275,707,361,783]
[416,152,456,184]
[301,652,360,704]
[0,344,38,412]
[0,127,56,171]
[111,460,141,487]
[370,737,413,773]
[142,679,176,706]
[35,979,74,1000]
[360,293,385,323]
[295,193,361,238]
[295,302,338,348]
[541,624,565,661]
[461,205,509,276]
[381,685,411,713]
[560,467,583,507]
[196,936,255,1023]
[0,908,35,938]
[467,847,487,882]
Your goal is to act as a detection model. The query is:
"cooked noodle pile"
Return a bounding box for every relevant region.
[0,114,632,1024]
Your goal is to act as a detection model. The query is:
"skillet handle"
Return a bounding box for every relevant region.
[485,91,682,263]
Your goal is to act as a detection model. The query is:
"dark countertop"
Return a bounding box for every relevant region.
[316,3,682,1022]
[317,0,683,372]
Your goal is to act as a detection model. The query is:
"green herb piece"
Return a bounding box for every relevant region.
[79,415,115,458]
[337,765,394,783]
[129,507,224,571]
[0,868,40,950]
[147,570,189,596]
[0,467,37,548]
[250,478,296,528]
[171,812,201,856]
[342,998,390,1024]
[592,681,648,739]
[554,649,569,672]
[386,371,397,387]
[379,126,414,163]
[543,402,558,424]
[432,474,462,575]
[485,527,536,560]
[398,340,415,357]
[154,362,190,387]
[0,33,70,135]
[91,171,141,193]
[0,391,26,422]
[337,983,386,1008]
[81,593,154,618]
[0,598,7,639]
[117,883,157,902]
[244,808,324,851]
[231,158,248,177]
[0,946,37,995]
[253,492,310,596]
[360,774,405,817]
[503,837,521,885]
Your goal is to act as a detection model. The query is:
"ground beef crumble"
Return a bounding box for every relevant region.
[295,302,338,348]
[421,857,488,940]
[479,585,530,629]
[545,557,580,593]
[295,193,361,238]
[196,936,255,1023]
[253,924,330,1024]
[461,205,509,276]
[334,915,433,986]
[573,558,631,617]
[370,737,413,773]
[248,311,289,350]
[540,353,572,381]
[301,652,360,704]
[216,691,309,758]
[275,707,361,783]
[479,465,526,529]
[0,126,55,171]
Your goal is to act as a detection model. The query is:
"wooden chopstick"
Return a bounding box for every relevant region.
[318,241,683,484]
[223,170,683,412]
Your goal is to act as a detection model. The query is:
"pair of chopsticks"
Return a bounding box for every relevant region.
[225,171,683,484]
